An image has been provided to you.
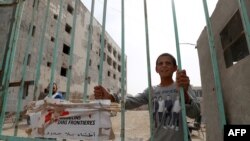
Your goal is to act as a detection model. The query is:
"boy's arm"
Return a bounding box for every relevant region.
[94,85,149,109]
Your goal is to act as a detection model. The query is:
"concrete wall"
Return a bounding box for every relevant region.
[0,0,126,111]
[196,0,250,141]
[0,5,15,73]
[0,3,16,113]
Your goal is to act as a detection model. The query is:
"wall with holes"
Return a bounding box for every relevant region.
[197,0,250,141]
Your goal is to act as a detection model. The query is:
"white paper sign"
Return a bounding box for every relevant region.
[46,113,98,140]
[28,99,113,140]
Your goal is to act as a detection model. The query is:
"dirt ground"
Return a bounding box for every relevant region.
[111,110,206,141]
[1,110,205,141]
[111,110,150,141]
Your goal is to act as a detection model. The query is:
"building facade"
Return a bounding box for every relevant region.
[196,0,250,141]
[0,0,127,111]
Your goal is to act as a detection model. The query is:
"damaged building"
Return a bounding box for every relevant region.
[0,0,127,111]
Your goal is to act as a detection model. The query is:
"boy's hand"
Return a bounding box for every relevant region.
[176,69,190,92]
[176,69,190,103]
[94,85,115,101]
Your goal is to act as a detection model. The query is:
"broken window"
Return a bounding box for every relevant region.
[118,65,121,72]
[107,56,112,66]
[107,71,111,77]
[65,24,72,34]
[51,36,55,42]
[63,44,70,55]
[113,49,117,58]
[31,25,36,37]
[27,54,31,66]
[54,14,58,20]
[67,4,74,14]
[118,54,121,62]
[108,44,112,53]
[60,67,67,77]
[113,61,116,69]
[47,62,51,67]
[220,10,249,68]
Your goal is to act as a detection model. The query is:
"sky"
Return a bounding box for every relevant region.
[81,0,218,95]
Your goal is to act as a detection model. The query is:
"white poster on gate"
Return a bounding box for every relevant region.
[27,99,114,140]
[31,108,100,140]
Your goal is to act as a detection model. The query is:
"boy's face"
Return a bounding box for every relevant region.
[156,56,177,78]
[53,84,57,93]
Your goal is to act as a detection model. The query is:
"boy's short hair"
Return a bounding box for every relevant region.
[156,53,177,66]
[46,82,57,91]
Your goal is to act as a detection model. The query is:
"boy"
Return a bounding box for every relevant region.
[94,53,200,141]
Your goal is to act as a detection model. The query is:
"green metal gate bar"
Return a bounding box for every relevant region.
[143,0,154,140]
[120,0,126,141]
[171,0,189,141]
[98,0,107,85]
[48,0,63,97]
[66,0,79,100]
[14,0,39,136]
[0,0,25,135]
[202,0,227,130]
[33,0,51,100]
[83,0,95,102]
